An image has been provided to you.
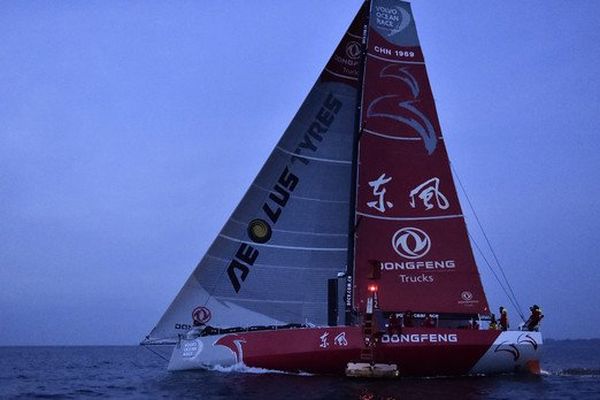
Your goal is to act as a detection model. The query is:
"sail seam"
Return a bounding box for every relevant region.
[324,68,359,81]
[229,218,348,237]
[363,128,444,141]
[219,234,347,251]
[367,53,426,65]
[220,297,325,304]
[250,184,350,204]
[356,212,464,221]
[205,254,343,270]
[276,146,352,164]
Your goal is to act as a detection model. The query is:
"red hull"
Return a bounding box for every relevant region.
[169,326,542,376]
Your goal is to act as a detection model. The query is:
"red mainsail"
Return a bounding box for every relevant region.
[352,0,489,315]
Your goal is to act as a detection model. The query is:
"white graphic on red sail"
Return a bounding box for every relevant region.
[367,96,438,155]
[409,177,449,211]
[380,65,419,97]
[367,173,394,212]
[392,227,431,259]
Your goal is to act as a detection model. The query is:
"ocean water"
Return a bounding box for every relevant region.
[1,340,598,399]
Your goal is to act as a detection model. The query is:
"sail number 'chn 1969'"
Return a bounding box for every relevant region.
[226,93,343,293]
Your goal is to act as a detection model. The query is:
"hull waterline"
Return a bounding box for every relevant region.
[168,326,542,377]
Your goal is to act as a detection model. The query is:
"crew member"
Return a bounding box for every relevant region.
[422,313,436,328]
[489,314,498,330]
[388,313,402,334]
[499,307,509,331]
[525,305,544,331]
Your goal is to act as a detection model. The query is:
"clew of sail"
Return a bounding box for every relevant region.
[352,0,490,315]
[143,4,368,345]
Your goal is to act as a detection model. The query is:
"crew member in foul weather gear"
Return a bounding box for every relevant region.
[489,314,498,330]
[388,313,402,334]
[422,313,436,328]
[525,305,544,331]
[499,307,509,331]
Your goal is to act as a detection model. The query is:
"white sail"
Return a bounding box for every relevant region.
[144,6,367,344]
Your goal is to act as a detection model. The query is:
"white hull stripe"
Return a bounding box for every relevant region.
[219,234,346,252]
[357,212,464,221]
[367,53,426,65]
[364,128,444,141]
[276,146,352,165]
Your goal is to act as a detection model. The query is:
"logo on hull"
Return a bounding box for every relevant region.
[215,334,247,364]
[192,306,212,325]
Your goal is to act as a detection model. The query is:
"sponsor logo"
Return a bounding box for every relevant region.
[493,334,539,362]
[392,227,431,259]
[400,273,433,283]
[226,94,343,293]
[367,173,394,213]
[374,5,412,37]
[458,290,479,305]
[192,306,212,325]
[381,333,458,344]
[215,334,247,364]
[380,260,455,271]
[518,333,539,351]
[182,340,201,358]
[319,332,329,348]
[175,323,192,331]
[320,331,348,349]
[409,177,449,211]
[494,341,520,362]
[345,41,362,60]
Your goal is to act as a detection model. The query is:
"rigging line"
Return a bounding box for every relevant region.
[451,163,527,321]
[468,232,526,322]
[141,343,170,362]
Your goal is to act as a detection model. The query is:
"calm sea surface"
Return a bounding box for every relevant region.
[1,340,599,399]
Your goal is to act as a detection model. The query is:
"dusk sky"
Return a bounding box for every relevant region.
[1,1,599,345]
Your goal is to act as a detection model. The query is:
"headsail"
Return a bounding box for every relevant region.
[352,0,490,315]
[144,4,368,344]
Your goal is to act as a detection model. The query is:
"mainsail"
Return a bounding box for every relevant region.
[144,4,368,344]
[352,0,490,315]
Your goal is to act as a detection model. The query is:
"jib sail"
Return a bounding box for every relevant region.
[144,4,368,344]
[352,0,490,315]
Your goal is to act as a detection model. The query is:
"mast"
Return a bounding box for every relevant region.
[345,0,372,326]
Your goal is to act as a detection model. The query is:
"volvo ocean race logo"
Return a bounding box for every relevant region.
[392,227,431,259]
[374,4,412,37]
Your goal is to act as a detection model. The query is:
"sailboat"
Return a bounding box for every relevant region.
[143,0,542,377]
